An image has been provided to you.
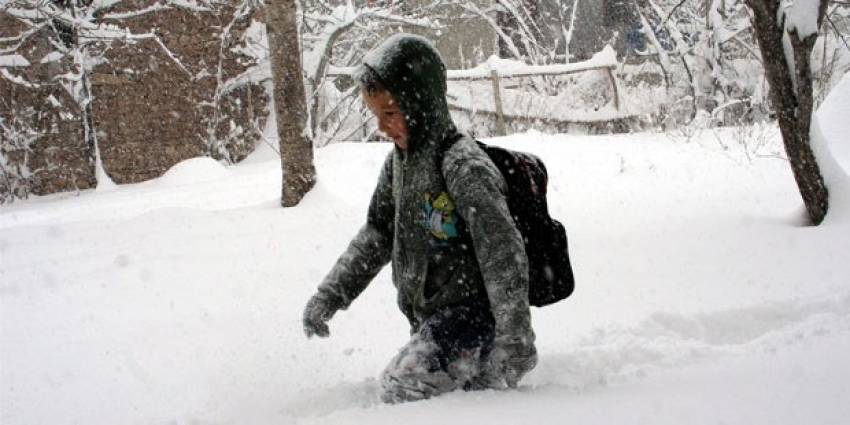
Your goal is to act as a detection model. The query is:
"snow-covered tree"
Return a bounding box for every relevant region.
[450,0,551,64]
[299,0,442,144]
[746,0,831,224]
[1,0,134,197]
[621,0,766,125]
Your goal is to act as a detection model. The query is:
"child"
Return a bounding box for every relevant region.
[302,34,536,403]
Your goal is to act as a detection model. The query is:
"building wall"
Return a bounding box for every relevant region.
[1,18,93,198]
[1,1,268,201]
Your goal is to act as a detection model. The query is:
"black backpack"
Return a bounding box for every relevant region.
[443,136,575,307]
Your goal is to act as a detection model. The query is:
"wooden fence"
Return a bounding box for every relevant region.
[327,46,624,135]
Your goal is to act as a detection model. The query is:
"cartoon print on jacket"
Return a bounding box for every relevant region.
[421,192,460,241]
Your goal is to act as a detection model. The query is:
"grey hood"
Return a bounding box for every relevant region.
[359,33,456,154]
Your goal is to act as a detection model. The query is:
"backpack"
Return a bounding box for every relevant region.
[443,136,575,307]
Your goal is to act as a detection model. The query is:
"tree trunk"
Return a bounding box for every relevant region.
[266,0,316,207]
[746,0,829,225]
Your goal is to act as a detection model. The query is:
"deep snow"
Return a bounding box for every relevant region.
[2,82,850,424]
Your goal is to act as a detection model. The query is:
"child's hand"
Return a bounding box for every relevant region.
[302,294,337,338]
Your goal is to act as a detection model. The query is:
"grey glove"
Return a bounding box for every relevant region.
[302,293,338,338]
[479,340,538,389]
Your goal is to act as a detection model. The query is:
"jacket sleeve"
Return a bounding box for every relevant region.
[315,152,395,310]
[442,142,535,348]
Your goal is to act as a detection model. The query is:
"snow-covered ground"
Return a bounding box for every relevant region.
[2,79,850,424]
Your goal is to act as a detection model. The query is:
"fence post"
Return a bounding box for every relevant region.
[490,69,507,136]
[604,66,621,111]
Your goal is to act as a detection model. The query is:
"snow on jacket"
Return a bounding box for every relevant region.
[316,34,535,349]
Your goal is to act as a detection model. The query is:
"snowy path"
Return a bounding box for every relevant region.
[2,128,850,425]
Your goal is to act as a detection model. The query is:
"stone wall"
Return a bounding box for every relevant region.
[0,17,93,198]
[0,1,269,202]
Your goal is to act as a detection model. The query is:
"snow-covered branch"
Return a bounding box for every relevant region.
[298,1,444,138]
[100,3,169,20]
[302,3,441,82]
[0,23,45,55]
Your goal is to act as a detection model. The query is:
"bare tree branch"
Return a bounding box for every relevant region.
[826,12,850,52]
[662,0,689,26]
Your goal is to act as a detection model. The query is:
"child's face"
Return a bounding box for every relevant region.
[363,88,409,150]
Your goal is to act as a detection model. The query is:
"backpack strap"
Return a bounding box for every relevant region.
[436,131,466,177]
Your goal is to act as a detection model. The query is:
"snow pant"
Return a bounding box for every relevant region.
[380,305,496,404]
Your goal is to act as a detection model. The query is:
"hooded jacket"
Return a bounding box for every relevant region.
[316,34,534,350]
